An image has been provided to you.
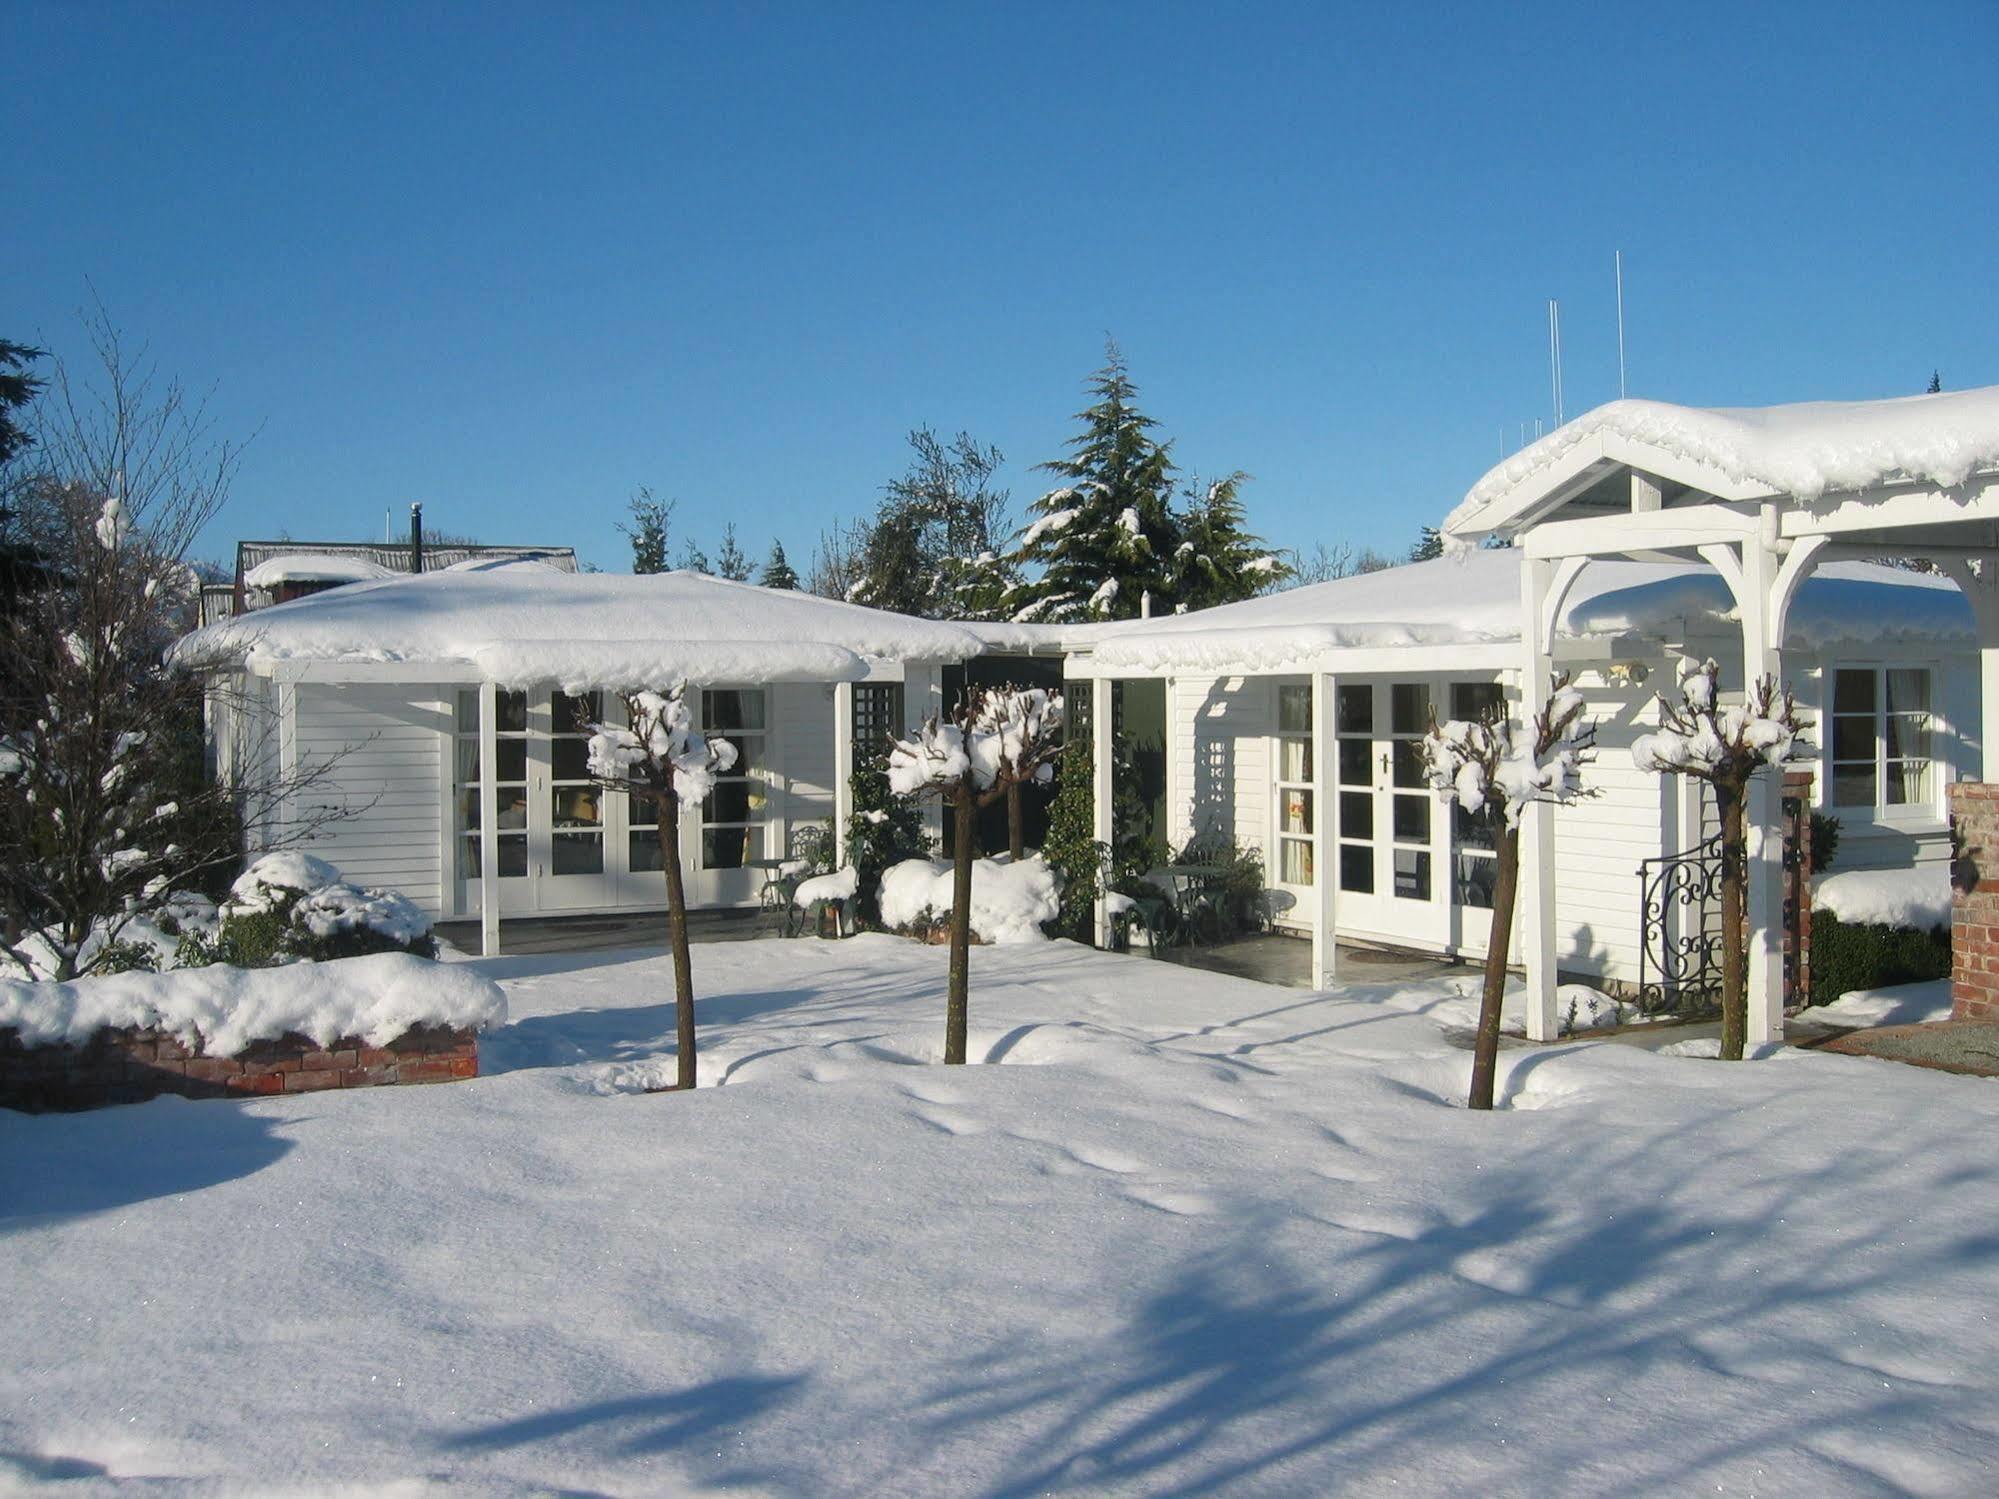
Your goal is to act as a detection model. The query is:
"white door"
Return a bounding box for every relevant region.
[1441,680,1503,959]
[534,690,622,912]
[1331,680,1449,948]
[688,687,775,909]
[1270,682,1318,924]
[452,687,536,917]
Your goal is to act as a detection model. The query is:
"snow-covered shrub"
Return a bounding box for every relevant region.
[878,855,1060,945]
[1809,869,1952,1009]
[173,853,437,969]
[843,761,933,928]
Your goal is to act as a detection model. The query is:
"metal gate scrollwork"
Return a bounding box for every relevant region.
[1637,834,1726,1015]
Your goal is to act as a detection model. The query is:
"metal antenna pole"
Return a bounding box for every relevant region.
[1616,249,1628,399]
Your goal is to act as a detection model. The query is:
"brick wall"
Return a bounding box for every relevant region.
[0,1023,479,1113]
[1949,781,1999,1020]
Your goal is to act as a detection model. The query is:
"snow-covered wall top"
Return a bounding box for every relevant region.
[174,565,989,686]
[1447,384,1999,538]
[0,952,506,1055]
[1085,551,1972,674]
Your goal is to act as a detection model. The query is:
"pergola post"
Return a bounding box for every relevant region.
[478,678,500,958]
[1091,674,1114,948]
[1518,557,1560,1042]
[1311,670,1338,990]
[832,680,855,868]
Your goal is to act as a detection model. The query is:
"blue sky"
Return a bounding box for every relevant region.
[11,2,1997,574]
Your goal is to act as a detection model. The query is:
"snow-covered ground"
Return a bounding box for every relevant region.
[5,936,1998,1495]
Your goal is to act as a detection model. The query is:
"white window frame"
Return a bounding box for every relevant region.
[699,686,773,870]
[1272,681,1315,890]
[1824,661,1943,830]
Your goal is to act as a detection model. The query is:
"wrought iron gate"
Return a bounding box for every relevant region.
[1637,834,1726,1015]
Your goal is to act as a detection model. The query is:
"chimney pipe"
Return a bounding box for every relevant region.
[409,503,425,574]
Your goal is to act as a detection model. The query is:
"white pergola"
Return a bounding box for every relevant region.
[1446,387,1999,1042]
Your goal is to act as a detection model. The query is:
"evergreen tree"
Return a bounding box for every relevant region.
[676,536,711,574]
[1410,526,1445,562]
[1928,370,1944,394]
[621,489,672,575]
[759,540,799,590]
[842,761,930,926]
[1006,342,1181,623]
[0,341,45,468]
[854,428,1018,619]
[1170,471,1291,610]
[715,523,752,582]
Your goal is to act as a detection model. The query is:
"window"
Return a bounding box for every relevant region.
[549,691,603,875]
[701,689,769,868]
[1335,684,1374,893]
[455,689,528,880]
[1830,667,1934,817]
[1449,682,1504,909]
[1274,684,1313,886]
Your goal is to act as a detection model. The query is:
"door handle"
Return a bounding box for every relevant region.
[1380,752,1391,774]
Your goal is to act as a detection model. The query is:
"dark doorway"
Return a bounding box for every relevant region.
[940,655,1067,856]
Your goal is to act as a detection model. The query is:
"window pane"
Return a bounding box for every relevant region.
[703,689,766,732]
[497,834,527,878]
[1831,716,1875,761]
[1886,714,1931,760]
[553,785,601,827]
[1833,766,1877,807]
[551,738,591,781]
[554,691,602,734]
[1453,802,1495,851]
[1887,761,1933,807]
[1392,738,1427,789]
[496,691,528,733]
[460,834,478,879]
[1393,848,1431,901]
[456,690,480,733]
[455,739,480,785]
[1280,788,1313,836]
[1278,685,1312,734]
[1338,739,1372,786]
[1393,794,1431,843]
[1339,791,1373,840]
[628,793,658,828]
[1336,685,1372,734]
[1454,851,1496,909]
[1339,844,1374,893]
[1832,670,1875,714]
[1451,682,1504,722]
[459,789,481,833]
[630,830,665,872]
[719,734,765,776]
[703,825,764,869]
[704,780,754,826]
[496,789,529,831]
[552,831,603,875]
[1391,683,1431,737]
[1279,838,1314,886]
[1279,736,1311,783]
[496,739,527,784]
[1887,670,1929,715]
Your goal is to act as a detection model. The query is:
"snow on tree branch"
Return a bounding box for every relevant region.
[1631,657,1809,782]
[1421,676,1594,827]
[586,687,738,805]
[888,686,1065,806]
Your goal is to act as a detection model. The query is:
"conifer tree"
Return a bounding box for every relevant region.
[715,523,752,582]
[621,489,672,575]
[1170,471,1290,610]
[855,428,1017,619]
[1410,526,1445,562]
[676,536,711,574]
[1006,342,1181,622]
[759,540,799,590]
[0,341,44,468]
[1928,370,1944,394]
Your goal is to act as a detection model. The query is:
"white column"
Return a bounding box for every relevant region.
[833,680,855,868]
[1738,525,1786,1046]
[1091,676,1115,947]
[478,679,500,958]
[1518,557,1560,1041]
[1311,671,1338,990]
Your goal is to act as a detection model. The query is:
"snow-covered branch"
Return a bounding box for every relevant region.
[586,687,738,806]
[1421,677,1593,828]
[1631,657,1809,783]
[887,686,1065,807]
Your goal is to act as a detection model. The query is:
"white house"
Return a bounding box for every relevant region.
[174,562,1000,954]
[1058,547,1977,999]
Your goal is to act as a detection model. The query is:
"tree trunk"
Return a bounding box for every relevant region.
[658,795,698,1090]
[1007,781,1025,862]
[1717,779,1747,1062]
[1469,818,1522,1111]
[946,790,977,1065]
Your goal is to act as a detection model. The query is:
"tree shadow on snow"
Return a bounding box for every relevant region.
[0,1095,291,1234]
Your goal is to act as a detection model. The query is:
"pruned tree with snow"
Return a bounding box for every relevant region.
[1170,470,1291,610]
[1632,657,1810,1061]
[1421,677,1593,1110]
[1004,341,1181,623]
[887,685,1064,1064]
[1,311,349,980]
[585,687,739,1090]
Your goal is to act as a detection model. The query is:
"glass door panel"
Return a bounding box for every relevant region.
[453,689,534,915]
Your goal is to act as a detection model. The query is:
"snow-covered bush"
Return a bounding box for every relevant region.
[878,855,1060,945]
[844,761,933,927]
[173,853,436,969]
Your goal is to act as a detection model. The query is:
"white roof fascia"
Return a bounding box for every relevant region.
[1779,473,1999,539]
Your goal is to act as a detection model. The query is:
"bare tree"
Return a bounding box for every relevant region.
[1633,658,1810,1060]
[1421,679,1593,1109]
[584,687,737,1090]
[888,686,1064,1064]
[1,309,346,979]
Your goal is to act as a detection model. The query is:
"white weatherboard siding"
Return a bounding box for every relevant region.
[1549,676,1676,987]
[289,683,448,915]
[1170,675,1271,862]
[774,681,838,854]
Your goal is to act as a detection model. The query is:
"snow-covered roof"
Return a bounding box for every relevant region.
[174,564,990,689]
[1083,550,1972,674]
[1446,385,1999,541]
[243,554,397,588]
